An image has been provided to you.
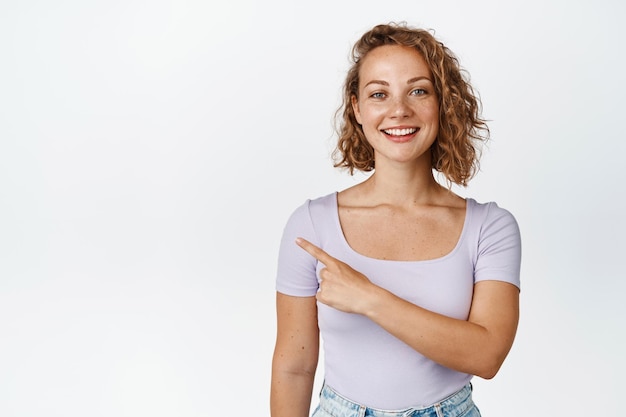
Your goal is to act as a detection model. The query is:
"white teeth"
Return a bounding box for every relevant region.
[383,128,418,136]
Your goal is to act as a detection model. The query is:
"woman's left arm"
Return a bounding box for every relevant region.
[296,238,519,379]
[367,279,519,379]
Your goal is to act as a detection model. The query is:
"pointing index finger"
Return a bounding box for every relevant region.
[295,237,335,266]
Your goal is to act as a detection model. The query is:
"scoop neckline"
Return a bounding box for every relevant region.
[330,191,473,264]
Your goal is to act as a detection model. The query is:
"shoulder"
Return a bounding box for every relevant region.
[281,192,337,235]
[466,198,522,287]
[309,192,337,209]
[277,193,337,296]
[286,192,337,221]
[467,198,519,232]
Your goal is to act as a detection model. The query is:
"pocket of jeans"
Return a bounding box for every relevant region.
[310,404,334,417]
[458,404,481,417]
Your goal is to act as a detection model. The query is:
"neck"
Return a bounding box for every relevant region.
[362,161,447,206]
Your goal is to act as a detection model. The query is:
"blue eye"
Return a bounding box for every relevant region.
[371,92,386,98]
[411,88,427,96]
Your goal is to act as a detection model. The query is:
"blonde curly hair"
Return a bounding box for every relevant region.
[333,22,489,186]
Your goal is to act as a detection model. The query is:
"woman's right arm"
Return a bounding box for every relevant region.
[270,292,319,417]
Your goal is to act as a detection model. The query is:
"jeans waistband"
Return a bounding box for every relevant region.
[317,383,475,417]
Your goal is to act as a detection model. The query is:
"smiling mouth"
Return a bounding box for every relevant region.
[382,128,418,136]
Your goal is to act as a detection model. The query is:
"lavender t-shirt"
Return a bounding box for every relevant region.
[276,192,521,409]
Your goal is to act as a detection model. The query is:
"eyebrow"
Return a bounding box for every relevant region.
[363,76,433,88]
[407,76,432,84]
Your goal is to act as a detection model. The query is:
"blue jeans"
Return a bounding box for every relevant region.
[311,383,481,417]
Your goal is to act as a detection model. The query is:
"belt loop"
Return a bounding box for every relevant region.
[434,403,443,417]
[358,405,366,417]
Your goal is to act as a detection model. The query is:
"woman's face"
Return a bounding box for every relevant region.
[352,45,439,167]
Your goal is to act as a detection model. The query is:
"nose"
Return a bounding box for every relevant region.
[390,96,412,118]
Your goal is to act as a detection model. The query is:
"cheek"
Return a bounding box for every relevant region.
[358,106,384,125]
[429,109,440,124]
[360,113,383,134]
[421,102,440,124]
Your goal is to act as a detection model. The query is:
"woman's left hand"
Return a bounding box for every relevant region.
[296,237,378,314]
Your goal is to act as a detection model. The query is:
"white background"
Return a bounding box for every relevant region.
[1,0,625,415]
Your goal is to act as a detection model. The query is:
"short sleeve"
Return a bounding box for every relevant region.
[275,200,320,296]
[474,202,522,289]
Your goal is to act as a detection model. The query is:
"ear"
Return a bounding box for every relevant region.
[351,95,362,125]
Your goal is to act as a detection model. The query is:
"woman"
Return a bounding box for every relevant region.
[271,22,521,417]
